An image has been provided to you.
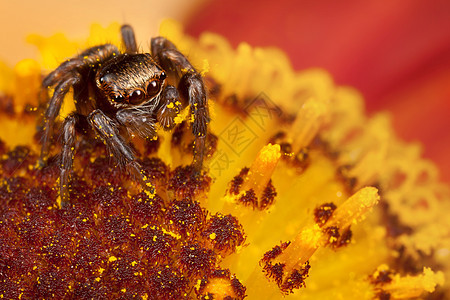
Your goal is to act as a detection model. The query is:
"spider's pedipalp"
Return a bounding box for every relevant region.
[116,108,157,139]
[157,85,182,130]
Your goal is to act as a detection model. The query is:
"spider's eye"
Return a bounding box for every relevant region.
[159,72,166,80]
[113,94,125,102]
[129,89,145,104]
[147,80,161,98]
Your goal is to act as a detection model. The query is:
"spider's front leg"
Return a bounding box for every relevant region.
[151,37,210,170]
[88,110,154,192]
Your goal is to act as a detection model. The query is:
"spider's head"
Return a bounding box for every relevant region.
[96,53,166,108]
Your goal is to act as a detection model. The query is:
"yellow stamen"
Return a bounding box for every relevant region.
[372,265,444,299]
[255,187,379,295]
[289,97,329,152]
[240,143,281,197]
[324,186,380,229]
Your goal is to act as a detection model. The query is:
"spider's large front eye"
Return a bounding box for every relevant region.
[147,80,161,98]
[129,89,145,104]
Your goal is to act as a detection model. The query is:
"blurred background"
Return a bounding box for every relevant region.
[1,0,449,182]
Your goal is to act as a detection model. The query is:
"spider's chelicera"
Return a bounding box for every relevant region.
[40,25,210,207]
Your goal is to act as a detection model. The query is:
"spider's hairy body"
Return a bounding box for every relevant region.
[40,25,209,207]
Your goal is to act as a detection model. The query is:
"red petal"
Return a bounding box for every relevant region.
[186,0,450,182]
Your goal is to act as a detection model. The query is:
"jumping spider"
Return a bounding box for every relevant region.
[40,25,210,207]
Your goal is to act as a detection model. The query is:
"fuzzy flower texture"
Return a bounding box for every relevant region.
[0,20,449,299]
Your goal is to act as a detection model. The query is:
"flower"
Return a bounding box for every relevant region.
[185,0,450,184]
[0,20,448,299]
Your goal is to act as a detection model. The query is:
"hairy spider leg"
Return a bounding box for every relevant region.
[40,44,120,204]
[88,110,154,192]
[40,44,120,165]
[121,24,138,54]
[151,37,210,170]
[40,74,81,166]
[60,113,78,207]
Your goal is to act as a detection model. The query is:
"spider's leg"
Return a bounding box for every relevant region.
[40,44,120,165]
[42,44,119,88]
[88,110,153,191]
[151,37,210,170]
[40,74,81,166]
[156,85,183,130]
[178,71,209,170]
[121,24,138,54]
[151,36,177,56]
[59,113,78,207]
[42,60,82,88]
